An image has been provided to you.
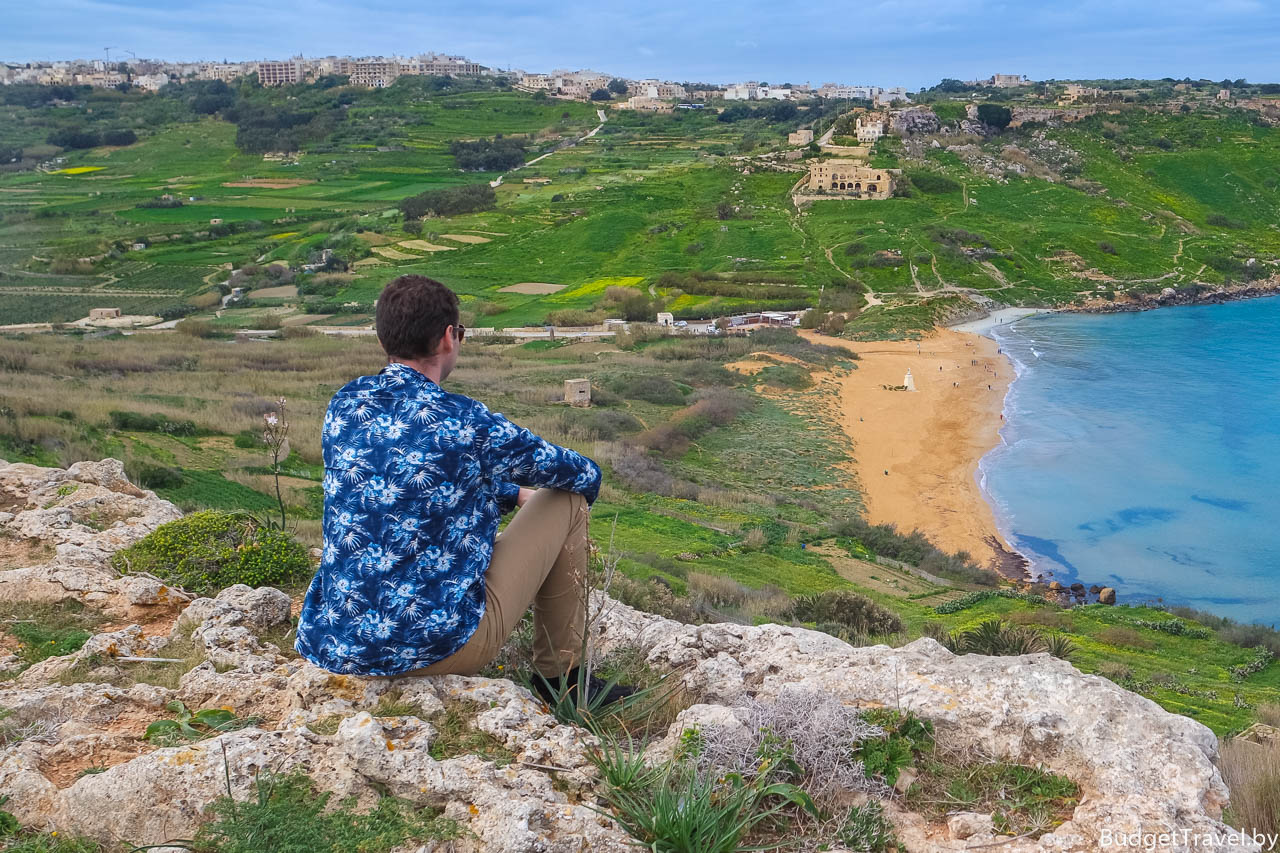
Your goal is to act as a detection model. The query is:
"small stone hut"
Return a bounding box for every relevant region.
[564,378,591,407]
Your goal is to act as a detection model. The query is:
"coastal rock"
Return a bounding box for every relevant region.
[0,459,185,616]
[592,596,1255,852]
[1099,586,1117,604]
[1072,276,1280,315]
[0,461,1263,852]
[1048,580,1064,591]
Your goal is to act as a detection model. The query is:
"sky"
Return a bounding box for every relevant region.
[6,0,1279,90]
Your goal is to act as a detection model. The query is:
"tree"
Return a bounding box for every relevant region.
[768,100,798,122]
[47,128,100,149]
[976,103,1012,131]
[101,129,137,146]
[590,88,611,101]
[607,78,628,95]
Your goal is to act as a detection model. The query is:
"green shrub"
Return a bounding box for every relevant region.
[133,464,184,490]
[607,374,686,405]
[907,171,961,194]
[786,590,904,636]
[755,364,812,389]
[233,429,260,449]
[837,801,897,852]
[108,410,198,436]
[110,510,311,595]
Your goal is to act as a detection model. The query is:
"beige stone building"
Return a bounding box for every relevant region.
[855,117,884,143]
[788,129,814,145]
[349,60,400,88]
[563,379,591,407]
[1060,83,1102,103]
[807,160,893,198]
[257,60,303,86]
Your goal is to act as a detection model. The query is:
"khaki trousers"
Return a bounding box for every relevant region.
[403,488,589,678]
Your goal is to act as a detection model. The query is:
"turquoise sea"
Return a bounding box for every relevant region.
[982,298,1280,626]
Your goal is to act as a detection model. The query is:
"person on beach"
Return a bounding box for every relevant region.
[296,274,632,706]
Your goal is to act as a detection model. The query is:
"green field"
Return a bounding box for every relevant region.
[2,326,1276,735]
[4,79,1279,337]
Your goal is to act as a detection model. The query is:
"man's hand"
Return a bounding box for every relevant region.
[516,487,536,508]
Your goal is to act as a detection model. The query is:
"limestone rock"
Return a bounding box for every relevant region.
[593,596,1256,853]
[177,584,292,637]
[1099,586,1117,604]
[948,811,995,840]
[1237,723,1279,748]
[0,460,183,616]
[0,460,1264,852]
[890,108,941,135]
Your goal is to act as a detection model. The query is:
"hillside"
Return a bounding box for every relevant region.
[2,80,1279,337]
[3,78,1280,850]
[1,329,1277,738]
[0,457,1271,851]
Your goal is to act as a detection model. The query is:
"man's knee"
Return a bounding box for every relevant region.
[525,487,587,515]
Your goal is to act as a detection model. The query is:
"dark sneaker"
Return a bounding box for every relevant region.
[532,666,637,708]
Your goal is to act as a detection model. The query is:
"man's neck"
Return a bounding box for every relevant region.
[389,357,444,385]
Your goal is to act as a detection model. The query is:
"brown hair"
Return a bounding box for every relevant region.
[375,275,460,359]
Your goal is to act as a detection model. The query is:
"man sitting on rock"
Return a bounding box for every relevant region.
[296,274,631,705]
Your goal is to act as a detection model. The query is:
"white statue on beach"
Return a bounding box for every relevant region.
[904,368,916,392]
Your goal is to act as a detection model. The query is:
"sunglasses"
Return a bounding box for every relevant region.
[453,324,466,342]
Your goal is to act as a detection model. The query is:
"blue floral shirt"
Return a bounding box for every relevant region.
[296,362,601,676]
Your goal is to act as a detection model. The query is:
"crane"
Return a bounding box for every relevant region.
[104,47,116,64]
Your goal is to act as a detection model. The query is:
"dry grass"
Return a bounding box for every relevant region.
[1257,703,1280,728]
[1008,608,1075,632]
[1097,626,1154,650]
[1220,737,1280,847]
[0,333,387,464]
[686,571,792,624]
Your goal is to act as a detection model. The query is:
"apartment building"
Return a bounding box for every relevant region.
[257,60,303,86]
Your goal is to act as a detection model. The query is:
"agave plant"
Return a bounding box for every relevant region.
[1043,633,1078,661]
[957,618,1050,656]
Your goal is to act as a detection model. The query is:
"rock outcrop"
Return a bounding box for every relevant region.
[0,461,1261,851]
[590,599,1254,852]
[0,459,187,617]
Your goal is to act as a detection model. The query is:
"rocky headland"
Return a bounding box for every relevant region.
[0,459,1263,851]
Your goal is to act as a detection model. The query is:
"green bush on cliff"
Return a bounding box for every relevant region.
[111,511,311,595]
[786,590,904,637]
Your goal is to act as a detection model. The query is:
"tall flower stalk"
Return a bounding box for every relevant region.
[262,398,290,530]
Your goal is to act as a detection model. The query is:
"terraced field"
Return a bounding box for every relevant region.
[2,84,1279,337]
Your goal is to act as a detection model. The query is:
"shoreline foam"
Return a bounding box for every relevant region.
[805,328,1016,573]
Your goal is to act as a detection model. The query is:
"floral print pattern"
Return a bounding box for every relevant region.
[296,363,600,675]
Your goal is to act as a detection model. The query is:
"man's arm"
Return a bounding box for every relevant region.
[478,405,602,505]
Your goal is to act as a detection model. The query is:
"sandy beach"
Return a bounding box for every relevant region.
[804,328,1016,572]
